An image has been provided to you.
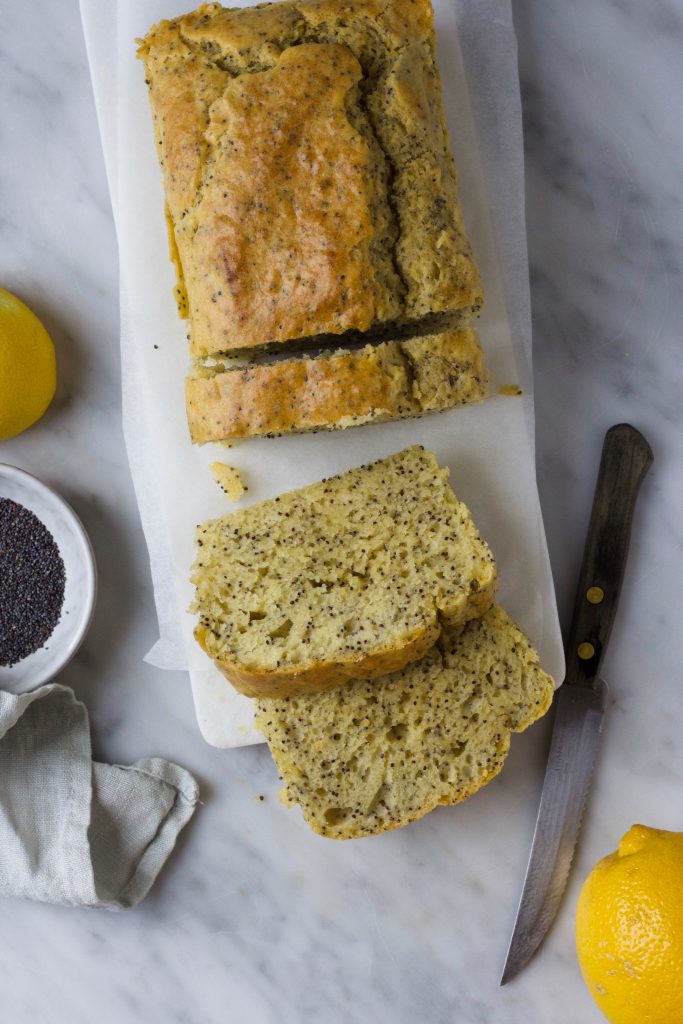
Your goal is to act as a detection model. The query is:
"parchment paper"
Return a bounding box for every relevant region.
[80,0,565,747]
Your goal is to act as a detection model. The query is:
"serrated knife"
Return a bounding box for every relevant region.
[500,423,653,985]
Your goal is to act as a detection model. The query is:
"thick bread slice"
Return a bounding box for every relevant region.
[137,0,483,358]
[186,329,488,444]
[254,605,554,838]
[192,446,497,697]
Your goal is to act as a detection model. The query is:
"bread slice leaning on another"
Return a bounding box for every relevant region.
[255,605,554,839]
[191,446,497,698]
[186,328,488,444]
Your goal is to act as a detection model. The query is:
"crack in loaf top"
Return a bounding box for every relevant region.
[138,0,483,357]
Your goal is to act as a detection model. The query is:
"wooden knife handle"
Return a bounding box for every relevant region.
[564,423,653,689]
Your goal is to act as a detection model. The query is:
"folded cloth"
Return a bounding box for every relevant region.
[0,683,199,909]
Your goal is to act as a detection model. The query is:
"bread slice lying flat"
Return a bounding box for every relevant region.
[255,605,554,838]
[192,446,497,698]
[186,329,488,444]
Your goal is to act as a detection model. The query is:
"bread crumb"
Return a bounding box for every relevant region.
[499,384,523,396]
[209,461,246,501]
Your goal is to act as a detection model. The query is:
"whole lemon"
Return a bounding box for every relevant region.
[0,287,56,440]
[576,825,683,1024]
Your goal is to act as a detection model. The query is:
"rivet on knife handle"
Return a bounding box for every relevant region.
[564,423,653,689]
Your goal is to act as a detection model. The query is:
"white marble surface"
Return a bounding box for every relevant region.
[0,1,681,1021]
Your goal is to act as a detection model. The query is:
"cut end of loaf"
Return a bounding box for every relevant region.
[254,605,554,838]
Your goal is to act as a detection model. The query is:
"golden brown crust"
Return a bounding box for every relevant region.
[138,0,483,357]
[185,328,488,443]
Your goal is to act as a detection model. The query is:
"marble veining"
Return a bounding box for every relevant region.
[0,1,682,1022]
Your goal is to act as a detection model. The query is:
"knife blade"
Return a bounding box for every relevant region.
[500,423,653,985]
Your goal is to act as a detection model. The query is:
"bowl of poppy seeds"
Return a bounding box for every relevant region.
[0,464,96,691]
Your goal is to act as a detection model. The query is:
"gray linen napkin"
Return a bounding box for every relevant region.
[0,683,199,908]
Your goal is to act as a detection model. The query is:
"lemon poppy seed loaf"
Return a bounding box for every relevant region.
[137,0,483,358]
[186,328,488,444]
[192,446,497,698]
[255,605,554,838]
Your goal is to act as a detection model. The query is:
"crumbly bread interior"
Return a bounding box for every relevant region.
[192,446,497,690]
[255,605,554,838]
[405,331,488,411]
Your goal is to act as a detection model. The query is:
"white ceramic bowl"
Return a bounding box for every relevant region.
[0,464,97,692]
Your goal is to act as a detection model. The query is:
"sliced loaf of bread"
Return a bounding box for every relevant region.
[255,605,554,838]
[192,446,497,698]
[185,329,488,444]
